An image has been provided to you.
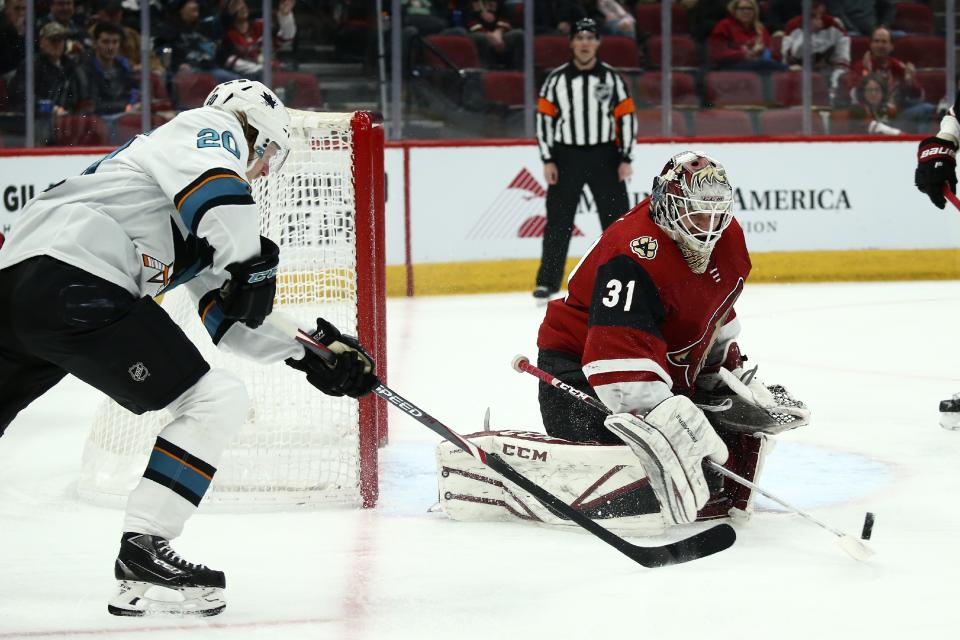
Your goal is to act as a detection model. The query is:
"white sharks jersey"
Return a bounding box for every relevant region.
[0,107,259,299]
[0,106,301,363]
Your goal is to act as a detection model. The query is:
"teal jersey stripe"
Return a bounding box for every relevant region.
[146,448,213,499]
[177,175,253,232]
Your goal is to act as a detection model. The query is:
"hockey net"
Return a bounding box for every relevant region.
[78,110,386,510]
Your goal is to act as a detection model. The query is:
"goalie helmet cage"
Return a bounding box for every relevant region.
[78,110,387,510]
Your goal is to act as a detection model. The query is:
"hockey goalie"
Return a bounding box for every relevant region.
[437,151,809,533]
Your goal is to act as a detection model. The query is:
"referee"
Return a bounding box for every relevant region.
[534,18,636,300]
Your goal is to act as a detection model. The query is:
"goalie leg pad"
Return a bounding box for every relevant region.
[437,430,666,535]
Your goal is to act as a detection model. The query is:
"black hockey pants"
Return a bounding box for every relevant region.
[535,143,630,292]
[0,257,209,436]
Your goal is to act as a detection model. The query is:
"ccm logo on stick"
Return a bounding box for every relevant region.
[502,444,548,461]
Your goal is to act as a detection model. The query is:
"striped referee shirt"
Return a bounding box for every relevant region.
[536,60,636,163]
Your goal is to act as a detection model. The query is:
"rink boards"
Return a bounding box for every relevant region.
[3,138,959,295]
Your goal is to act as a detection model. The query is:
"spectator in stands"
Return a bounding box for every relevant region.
[708,0,786,72]
[531,0,589,35]
[596,0,636,39]
[0,0,27,77]
[690,0,736,42]
[848,74,902,134]
[85,21,138,114]
[764,0,800,35]
[844,25,934,132]
[88,0,165,74]
[155,0,238,84]
[38,0,87,59]
[222,0,297,78]
[402,0,450,37]
[825,0,894,36]
[9,22,90,115]
[463,0,524,68]
[781,0,849,98]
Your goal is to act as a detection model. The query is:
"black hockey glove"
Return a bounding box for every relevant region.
[218,236,279,329]
[915,136,958,209]
[285,318,378,398]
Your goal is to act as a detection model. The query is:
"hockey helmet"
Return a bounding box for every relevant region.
[650,151,734,255]
[204,79,291,173]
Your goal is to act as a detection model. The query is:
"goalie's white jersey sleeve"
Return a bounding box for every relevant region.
[0,107,260,300]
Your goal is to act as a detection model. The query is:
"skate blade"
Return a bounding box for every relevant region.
[108,581,225,617]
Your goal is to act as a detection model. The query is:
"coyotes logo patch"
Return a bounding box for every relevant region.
[630,236,658,260]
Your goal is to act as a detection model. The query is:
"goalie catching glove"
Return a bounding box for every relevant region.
[604,396,728,526]
[285,318,378,398]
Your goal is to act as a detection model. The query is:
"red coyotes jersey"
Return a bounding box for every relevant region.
[537,197,751,413]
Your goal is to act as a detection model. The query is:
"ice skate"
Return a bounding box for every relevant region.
[108,532,226,617]
[939,393,960,430]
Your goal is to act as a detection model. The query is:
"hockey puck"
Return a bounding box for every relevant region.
[861,512,875,540]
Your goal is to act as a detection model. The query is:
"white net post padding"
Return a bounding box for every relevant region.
[78,110,386,511]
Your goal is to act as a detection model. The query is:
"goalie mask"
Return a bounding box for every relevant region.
[650,151,734,273]
[204,79,291,174]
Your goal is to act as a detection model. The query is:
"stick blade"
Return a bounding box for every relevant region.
[837,535,875,562]
[626,523,737,568]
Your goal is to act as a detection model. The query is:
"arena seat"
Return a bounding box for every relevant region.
[704,71,765,107]
[892,3,934,35]
[116,113,171,143]
[757,109,825,135]
[272,71,322,109]
[646,35,699,69]
[635,72,698,107]
[634,3,689,35]
[916,70,946,106]
[423,35,481,69]
[173,71,218,109]
[534,35,571,70]
[599,36,640,70]
[482,71,524,106]
[692,109,755,136]
[53,114,110,146]
[771,71,829,107]
[895,36,946,69]
[634,109,688,137]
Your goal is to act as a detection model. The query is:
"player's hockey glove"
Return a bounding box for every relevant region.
[285,317,378,398]
[218,236,279,329]
[915,136,958,209]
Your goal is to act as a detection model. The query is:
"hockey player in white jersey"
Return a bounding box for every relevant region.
[0,79,378,616]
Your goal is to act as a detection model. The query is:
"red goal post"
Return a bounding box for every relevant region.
[78,110,386,510]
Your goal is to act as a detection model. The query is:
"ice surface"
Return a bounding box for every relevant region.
[2,282,959,639]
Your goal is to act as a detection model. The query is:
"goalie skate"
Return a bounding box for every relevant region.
[107,533,226,617]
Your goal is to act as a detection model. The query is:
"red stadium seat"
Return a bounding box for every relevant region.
[704,71,765,107]
[53,114,110,146]
[646,35,699,68]
[692,109,755,136]
[771,71,829,106]
[892,3,934,34]
[482,71,525,106]
[635,72,698,107]
[916,70,946,105]
[599,36,640,69]
[634,4,689,35]
[757,109,825,135]
[534,35,570,70]
[173,71,218,109]
[771,33,783,60]
[849,36,870,64]
[423,35,481,69]
[116,113,171,143]
[895,35,946,69]
[149,73,172,111]
[272,71,322,109]
[634,109,688,136]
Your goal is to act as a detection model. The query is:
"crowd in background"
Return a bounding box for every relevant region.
[0,0,950,143]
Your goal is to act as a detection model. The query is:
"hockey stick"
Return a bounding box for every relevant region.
[944,184,960,210]
[512,355,875,561]
[270,318,736,568]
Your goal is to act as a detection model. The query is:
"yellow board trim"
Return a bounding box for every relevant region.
[385,249,960,297]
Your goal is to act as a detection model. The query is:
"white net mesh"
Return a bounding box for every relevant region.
[78,111,374,510]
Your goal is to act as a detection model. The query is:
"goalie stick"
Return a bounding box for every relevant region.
[512,355,875,562]
[268,317,736,568]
